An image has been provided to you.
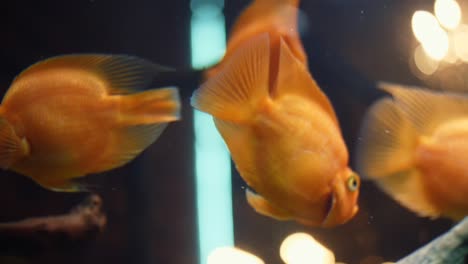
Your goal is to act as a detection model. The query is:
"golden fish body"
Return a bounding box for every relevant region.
[415,119,468,219]
[0,55,180,191]
[228,95,352,225]
[192,34,359,227]
[357,83,468,220]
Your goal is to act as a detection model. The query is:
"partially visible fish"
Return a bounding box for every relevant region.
[356,82,468,220]
[0,54,180,192]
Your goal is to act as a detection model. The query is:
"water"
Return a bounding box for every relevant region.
[0,0,461,263]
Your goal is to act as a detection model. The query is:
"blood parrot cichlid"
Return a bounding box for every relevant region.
[356,82,468,220]
[192,33,360,227]
[0,54,180,192]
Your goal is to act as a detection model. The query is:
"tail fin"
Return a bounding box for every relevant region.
[0,117,29,169]
[118,87,180,126]
[93,87,180,173]
[191,34,270,123]
[356,98,417,179]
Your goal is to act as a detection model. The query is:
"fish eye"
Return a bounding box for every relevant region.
[346,174,359,192]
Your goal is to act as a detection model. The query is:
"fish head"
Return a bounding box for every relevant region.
[321,167,360,227]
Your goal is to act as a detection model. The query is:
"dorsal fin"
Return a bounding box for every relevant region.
[274,37,338,124]
[379,82,468,136]
[191,34,270,123]
[9,54,172,96]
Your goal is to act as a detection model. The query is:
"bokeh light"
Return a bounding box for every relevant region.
[412,11,442,43]
[434,0,461,30]
[280,233,335,264]
[421,27,449,60]
[443,36,458,64]
[414,45,440,75]
[207,247,265,264]
[412,10,450,60]
[454,24,468,62]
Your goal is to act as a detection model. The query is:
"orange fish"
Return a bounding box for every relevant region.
[205,0,307,83]
[192,33,359,227]
[0,55,180,192]
[356,82,468,220]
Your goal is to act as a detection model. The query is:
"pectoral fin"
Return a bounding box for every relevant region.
[245,189,290,220]
[33,177,90,193]
[0,118,29,169]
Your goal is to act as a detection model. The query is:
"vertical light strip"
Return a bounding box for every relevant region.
[190,1,233,264]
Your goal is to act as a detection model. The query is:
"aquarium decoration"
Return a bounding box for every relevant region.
[0,194,106,253]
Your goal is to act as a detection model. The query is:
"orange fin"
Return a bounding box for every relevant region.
[377,169,441,218]
[93,88,180,172]
[356,96,440,218]
[11,54,172,95]
[191,34,270,123]
[94,123,170,173]
[33,177,89,193]
[274,38,338,124]
[356,98,417,179]
[214,119,260,187]
[378,82,468,135]
[118,87,181,125]
[246,189,291,220]
[226,0,305,65]
[0,118,29,169]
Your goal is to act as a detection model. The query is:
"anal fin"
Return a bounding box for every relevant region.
[246,189,290,220]
[378,169,441,218]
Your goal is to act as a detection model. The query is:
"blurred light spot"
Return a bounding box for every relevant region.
[443,37,458,64]
[454,24,468,62]
[412,11,441,43]
[412,10,449,60]
[280,233,335,264]
[414,45,439,75]
[190,2,233,264]
[421,27,449,60]
[434,0,461,30]
[193,110,233,264]
[207,247,265,264]
[191,0,224,11]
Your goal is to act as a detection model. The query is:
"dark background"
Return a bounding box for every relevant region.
[0,0,460,263]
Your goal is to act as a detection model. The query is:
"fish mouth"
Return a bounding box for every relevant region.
[351,205,359,217]
[321,192,359,227]
[321,194,336,227]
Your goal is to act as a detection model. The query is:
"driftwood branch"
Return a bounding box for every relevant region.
[0,194,106,254]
